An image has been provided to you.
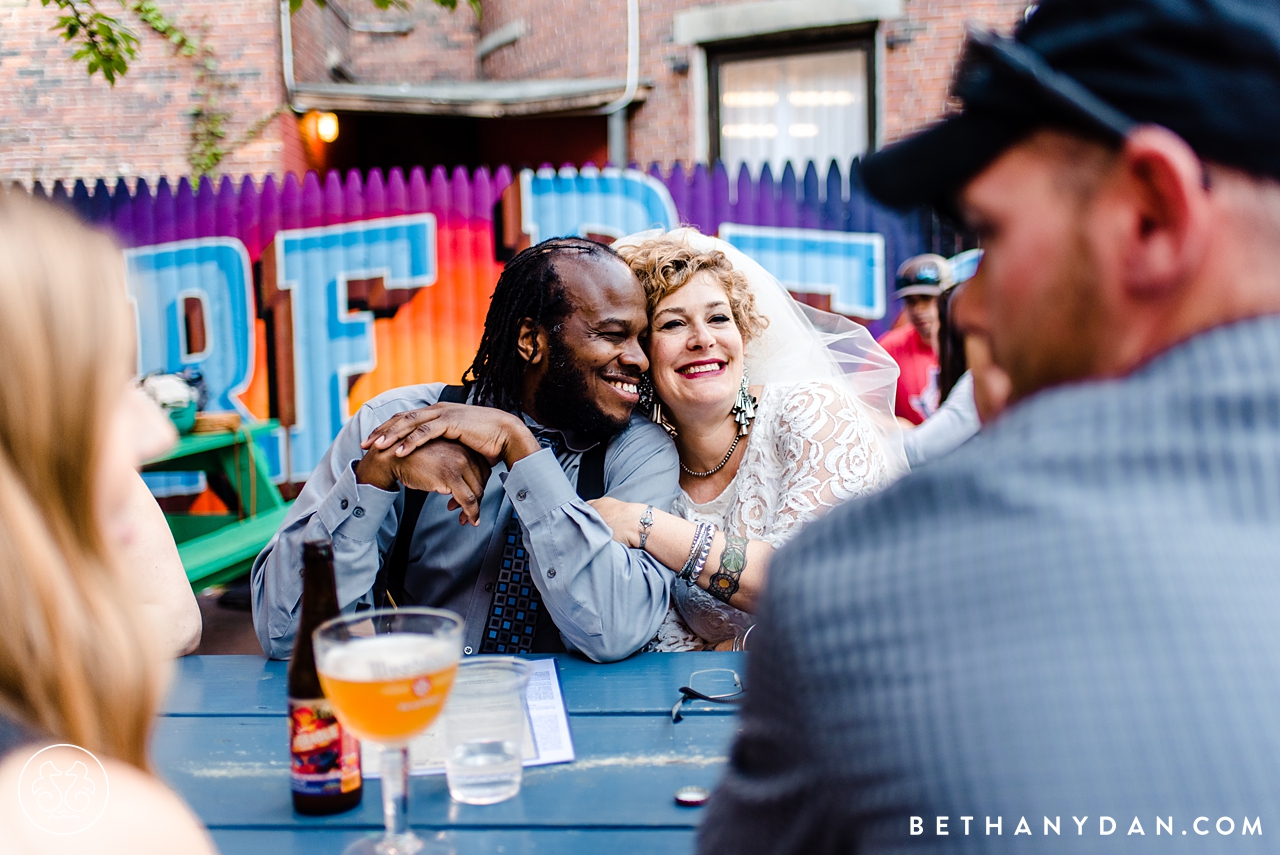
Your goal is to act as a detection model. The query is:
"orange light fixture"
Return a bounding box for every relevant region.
[316,112,339,143]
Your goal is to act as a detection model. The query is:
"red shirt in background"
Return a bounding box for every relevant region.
[878,324,939,425]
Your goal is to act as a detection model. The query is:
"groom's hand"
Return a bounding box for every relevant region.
[361,403,541,470]
[356,439,491,526]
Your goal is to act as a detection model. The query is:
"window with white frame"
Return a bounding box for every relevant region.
[710,39,874,178]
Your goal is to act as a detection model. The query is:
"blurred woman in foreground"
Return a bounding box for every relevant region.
[0,194,215,853]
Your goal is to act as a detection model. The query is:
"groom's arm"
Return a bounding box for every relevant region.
[251,384,447,659]
[503,418,680,662]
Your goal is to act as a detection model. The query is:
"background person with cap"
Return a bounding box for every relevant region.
[900,253,1008,468]
[878,254,951,425]
[698,0,1280,851]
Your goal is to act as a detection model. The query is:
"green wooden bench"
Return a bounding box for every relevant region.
[175,503,293,590]
[143,421,293,592]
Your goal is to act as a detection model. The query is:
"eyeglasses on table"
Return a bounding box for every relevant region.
[672,668,743,723]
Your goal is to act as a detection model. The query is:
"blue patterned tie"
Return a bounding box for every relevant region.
[479,515,543,654]
[479,430,564,654]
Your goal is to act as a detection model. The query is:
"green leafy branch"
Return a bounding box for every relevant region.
[41,0,139,84]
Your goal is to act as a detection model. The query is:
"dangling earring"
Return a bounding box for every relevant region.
[637,372,655,413]
[731,370,757,437]
[639,373,678,437]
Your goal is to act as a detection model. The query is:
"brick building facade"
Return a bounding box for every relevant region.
[0,0,1027,187]
[0,0,300,186]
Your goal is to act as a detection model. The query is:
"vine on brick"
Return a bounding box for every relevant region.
[129,2,279,178]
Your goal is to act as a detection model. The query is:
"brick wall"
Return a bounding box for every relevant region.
[478,0,692,166]
[290,0,479,85]
[626,0,700,168]
[0,0,294,187]
[290,1,338,86]
[0,0,1027,186]
[480,0,630,79]
[478,0,1026,169]
[882,0,1027,144]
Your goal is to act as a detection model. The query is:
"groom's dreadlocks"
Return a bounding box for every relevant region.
[463,237,623,414]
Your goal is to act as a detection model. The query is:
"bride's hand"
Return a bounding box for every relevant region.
[587,497,645,548]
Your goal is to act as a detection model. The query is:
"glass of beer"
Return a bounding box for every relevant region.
[314,607,463,855]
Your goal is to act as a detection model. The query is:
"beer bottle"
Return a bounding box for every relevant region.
[288,536,363,814]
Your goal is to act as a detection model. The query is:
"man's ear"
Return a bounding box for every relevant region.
[1117,125,1212,298]
[516,319,549,365]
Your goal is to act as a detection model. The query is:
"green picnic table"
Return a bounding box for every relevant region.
[143,420,292,592]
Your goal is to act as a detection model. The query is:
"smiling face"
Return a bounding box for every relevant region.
[524,254,649,439]
[647,271,746,427]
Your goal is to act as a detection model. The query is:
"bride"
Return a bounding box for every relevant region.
[590,229,908,651]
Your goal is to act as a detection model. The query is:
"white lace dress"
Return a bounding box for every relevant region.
[648,381,897,651]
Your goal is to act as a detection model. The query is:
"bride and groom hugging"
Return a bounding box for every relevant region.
[251,229,908,661]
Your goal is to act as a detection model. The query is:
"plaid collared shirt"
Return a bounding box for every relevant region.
[701,315,1280,854]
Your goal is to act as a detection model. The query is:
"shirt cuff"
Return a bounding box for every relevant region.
[504,447,577,523]
[317,458,399,542]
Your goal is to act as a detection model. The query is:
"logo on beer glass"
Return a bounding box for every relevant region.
[17,744,110,834]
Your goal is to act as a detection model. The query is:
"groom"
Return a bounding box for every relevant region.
[252,238,679,662]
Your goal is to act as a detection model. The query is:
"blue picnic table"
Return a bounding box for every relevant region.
[157,653,744,854]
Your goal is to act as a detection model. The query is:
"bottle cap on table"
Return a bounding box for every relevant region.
[674,785,710,807]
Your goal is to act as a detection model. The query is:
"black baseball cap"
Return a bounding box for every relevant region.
[861,0,1280,211]
[894,254,952,299]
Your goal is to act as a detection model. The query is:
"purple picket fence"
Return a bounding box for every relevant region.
[30,166,518,266]
[647,158,973,303]
[30,160,967,271]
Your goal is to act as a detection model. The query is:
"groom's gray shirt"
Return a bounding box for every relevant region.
[701,315,1280,853]
[252,382,679,661]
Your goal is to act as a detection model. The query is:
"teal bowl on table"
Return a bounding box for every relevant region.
[168,401,197,434]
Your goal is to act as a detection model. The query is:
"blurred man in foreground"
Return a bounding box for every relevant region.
[700,0,1280,852]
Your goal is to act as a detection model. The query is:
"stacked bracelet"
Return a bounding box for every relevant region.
[677,524,707,582]
[689,527,716,586]
[678,522,718,586]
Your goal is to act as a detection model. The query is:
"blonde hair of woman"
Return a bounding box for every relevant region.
[0,194,214,853]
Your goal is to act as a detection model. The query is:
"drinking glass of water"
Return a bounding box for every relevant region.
[443,658,533,805]
[314,607,463,855]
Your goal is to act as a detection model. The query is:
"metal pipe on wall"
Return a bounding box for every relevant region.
[599,0,640,166]
[280,0,296,99]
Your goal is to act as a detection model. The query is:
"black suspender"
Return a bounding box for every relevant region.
[575,443,607,503]
[376,385,608,608]
[375,385,468,608]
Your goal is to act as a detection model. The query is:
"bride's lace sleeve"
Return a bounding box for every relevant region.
[770,381,892,542]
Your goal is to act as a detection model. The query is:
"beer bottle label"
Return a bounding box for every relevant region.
[289,698,361,795]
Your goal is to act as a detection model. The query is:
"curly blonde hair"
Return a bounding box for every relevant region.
[616,234,768,343]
